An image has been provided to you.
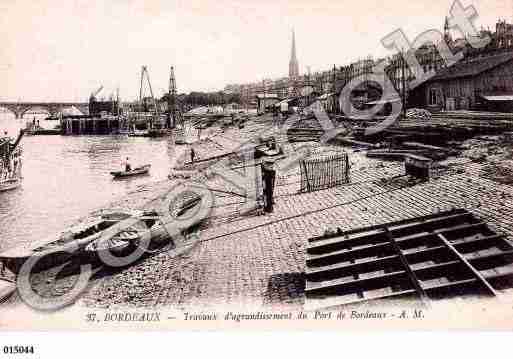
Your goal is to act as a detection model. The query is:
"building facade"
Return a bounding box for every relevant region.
[410,52,513,112]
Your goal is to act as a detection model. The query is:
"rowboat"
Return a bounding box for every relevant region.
[128,130,150,137]
[84,195,204,267]
[83,212,169,265]
[0,177,21,192]
[174,127,187,145]
[110,164,151,178]
[0,277,15,303]
[0,210,140,275]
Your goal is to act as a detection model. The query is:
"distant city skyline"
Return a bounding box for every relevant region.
[0,0,510,102]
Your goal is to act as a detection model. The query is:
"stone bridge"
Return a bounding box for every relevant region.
[0,102,89,119]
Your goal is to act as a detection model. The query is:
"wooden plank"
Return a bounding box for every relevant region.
[412,260,460,274]
[384,228,429,302]
[308,209,470,243]
[306,255,400,282]
[305,289,417,311]
[307,242,393,267]
[308,210,473,254]
[435,222,486,235]
[437,233,498,296]
[453,234,509,253]
[467,249,513,266]
[306,271,407,296]
[423,278,478,292]
[451,234,506,247]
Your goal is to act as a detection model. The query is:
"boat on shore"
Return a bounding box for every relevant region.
[25,128,61,136]
[0,277,15,303]
[110,164,151,178]
[175,126,187,144]
[83,212,169,265]
[0,210,140,275]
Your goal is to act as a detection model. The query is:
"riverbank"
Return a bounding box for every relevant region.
[4,113,513,312]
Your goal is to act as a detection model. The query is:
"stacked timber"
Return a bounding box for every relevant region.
[286,128,325,142]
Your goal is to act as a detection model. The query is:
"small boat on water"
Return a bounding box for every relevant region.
[0,210,140,275]
[128,130,150,137]
[0,177,21,192]
[110,164,151,178]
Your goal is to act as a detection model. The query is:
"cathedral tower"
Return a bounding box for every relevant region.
[289,29,299,79]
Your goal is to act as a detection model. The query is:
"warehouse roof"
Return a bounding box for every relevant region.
[429,51,513,82]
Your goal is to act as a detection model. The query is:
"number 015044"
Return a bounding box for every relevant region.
[3,346,35,355]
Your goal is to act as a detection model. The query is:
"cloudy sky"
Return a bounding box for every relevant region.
[0,0,509,101]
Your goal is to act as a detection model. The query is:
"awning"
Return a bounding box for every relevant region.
[480,94,513,101]
[365,97,402,105]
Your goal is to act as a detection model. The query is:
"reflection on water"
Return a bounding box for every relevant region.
[0,113,183,252]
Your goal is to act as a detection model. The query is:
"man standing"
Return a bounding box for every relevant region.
[261,160,276,213]
[125,157,131,172]
[190,147,196,164]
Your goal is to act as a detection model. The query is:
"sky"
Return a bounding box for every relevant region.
[0,0,511,102]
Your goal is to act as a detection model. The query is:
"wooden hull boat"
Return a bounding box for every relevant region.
[83,213,169,266]
[147,129,171,137]
[84,196,204,267]
[0,211,140,275]
[0,178,21,192]
[128,130,150,137]
[0,277,16,303]
[174,127,187,145]
[110,164,151,178]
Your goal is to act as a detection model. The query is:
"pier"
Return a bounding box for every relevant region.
[60,116,126,135]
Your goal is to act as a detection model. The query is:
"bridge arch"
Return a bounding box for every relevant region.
[0,105,18,118]
[20,105,53,118]
[0,102,89,118]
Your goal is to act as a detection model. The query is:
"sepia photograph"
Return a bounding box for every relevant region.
[1,0,513,349]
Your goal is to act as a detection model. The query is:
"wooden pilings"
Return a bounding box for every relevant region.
[60,116,124,135]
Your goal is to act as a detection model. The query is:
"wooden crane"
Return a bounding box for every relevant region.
[139,66,159,129]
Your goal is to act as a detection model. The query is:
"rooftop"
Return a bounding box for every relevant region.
[429,51,513,82]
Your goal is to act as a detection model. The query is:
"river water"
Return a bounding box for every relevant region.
[0,113,187,253]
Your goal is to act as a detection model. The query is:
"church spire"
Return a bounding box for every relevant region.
[289,29,299,79]
[444,16,452,44]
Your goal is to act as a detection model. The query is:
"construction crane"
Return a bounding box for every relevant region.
[167,66,177,129]
[139,66,159,129]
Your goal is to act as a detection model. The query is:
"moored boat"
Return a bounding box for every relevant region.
[0,210,139,275]
[174,127,187,145]
[0,178,21,192]
[83,212,168,265]
[0,277,16,303]
[110,164,151,178]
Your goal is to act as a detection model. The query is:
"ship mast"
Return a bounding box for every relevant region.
[168,66,177,129]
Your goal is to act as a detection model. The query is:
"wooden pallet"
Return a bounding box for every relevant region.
[305,209,513,310]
